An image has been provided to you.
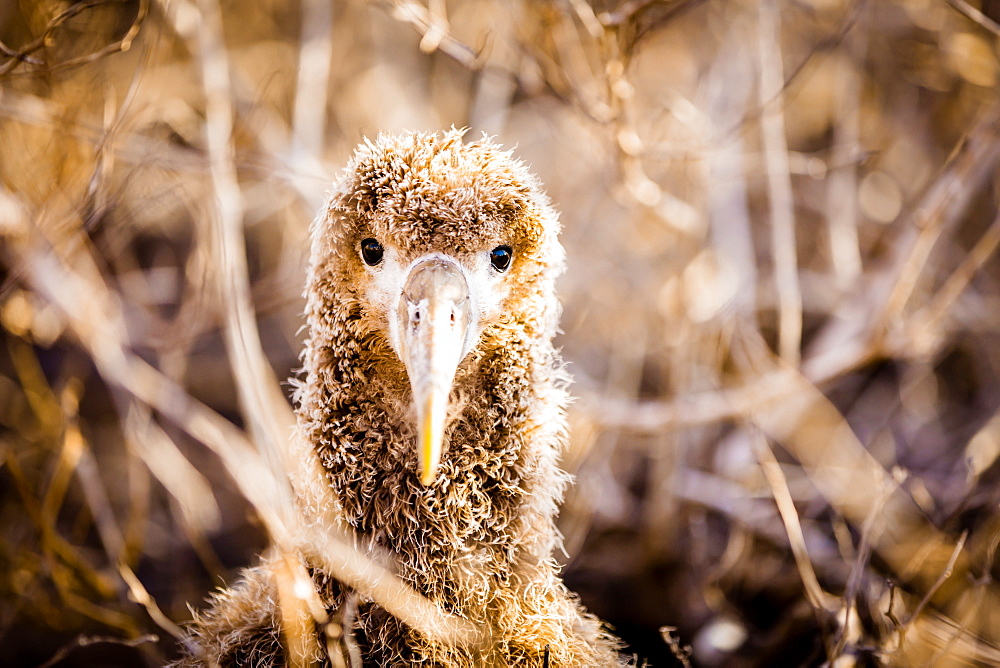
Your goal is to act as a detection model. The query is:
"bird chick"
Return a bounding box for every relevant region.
[176,129,622,666]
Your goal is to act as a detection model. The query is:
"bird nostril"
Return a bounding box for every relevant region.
[450,311,455,323]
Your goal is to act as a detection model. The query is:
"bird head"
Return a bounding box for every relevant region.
[307,129,564,486]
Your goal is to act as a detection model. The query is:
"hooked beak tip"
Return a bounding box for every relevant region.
[419,404,441,485]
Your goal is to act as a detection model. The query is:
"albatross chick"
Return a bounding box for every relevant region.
[177,129,622,666]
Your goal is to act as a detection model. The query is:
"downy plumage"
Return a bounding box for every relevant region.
[176,129,622,666]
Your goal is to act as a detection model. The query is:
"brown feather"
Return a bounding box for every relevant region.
[175,129,623,666]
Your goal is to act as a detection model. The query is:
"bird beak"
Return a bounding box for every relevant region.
[397,258,472,485]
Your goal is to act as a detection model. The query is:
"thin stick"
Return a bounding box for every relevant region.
[757,0,802,365]
[384,0,480,67]
[911,208,1000,339]
[751,428,833,613]
[292,0,334,159]
[188,0,297,467]
[880,101,1000,331]
[118,564,185,640]
[831,460,896,658]
[0,0,148,77]
[946,0,1000,35]
[40,634,159,668]
[896,530,969,651]
[825,5,864,287]
[908,530,969,625]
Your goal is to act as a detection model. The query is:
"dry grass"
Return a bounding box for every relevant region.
[2,0,1000,665]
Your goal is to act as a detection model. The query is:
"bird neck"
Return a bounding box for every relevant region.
[295,301,571,613]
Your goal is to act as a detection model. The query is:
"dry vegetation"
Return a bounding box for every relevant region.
[2,0,1000,665]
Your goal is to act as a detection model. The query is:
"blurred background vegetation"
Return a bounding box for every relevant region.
[2,0,1000,665]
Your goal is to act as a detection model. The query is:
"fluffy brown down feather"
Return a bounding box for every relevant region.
[175,130,623,666]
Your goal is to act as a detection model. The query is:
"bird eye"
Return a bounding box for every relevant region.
[360,238,384,266]
[490,245,512,272]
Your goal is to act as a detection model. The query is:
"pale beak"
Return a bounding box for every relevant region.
[396,258,472,485]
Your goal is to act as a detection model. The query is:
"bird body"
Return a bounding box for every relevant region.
[177,130,621,666]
